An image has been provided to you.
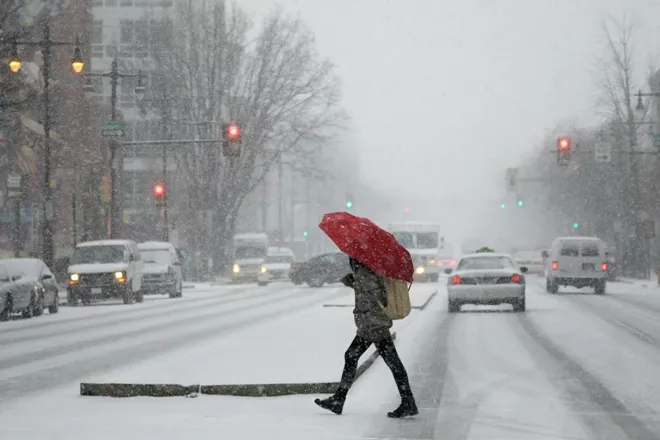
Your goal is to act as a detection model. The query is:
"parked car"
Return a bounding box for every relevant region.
[0,260,41,320]
[1,258,59,317]
[138,241,183,298]
[290,252,351,288]
[67,239,144,305]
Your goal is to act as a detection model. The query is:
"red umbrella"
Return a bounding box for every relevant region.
[319,212,414,283]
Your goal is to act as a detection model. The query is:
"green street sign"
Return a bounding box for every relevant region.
[102,121,125,137]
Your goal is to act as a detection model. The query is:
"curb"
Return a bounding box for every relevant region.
[79,333,398,398]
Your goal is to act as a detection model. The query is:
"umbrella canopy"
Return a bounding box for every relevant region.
[319,211,414,283]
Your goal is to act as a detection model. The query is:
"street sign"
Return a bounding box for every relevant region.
[505,168,518,192]
[653,134,660,148]
[594,142,612,163]
[102,121,125,137]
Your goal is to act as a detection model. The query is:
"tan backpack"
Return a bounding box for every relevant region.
[378,277,412,320]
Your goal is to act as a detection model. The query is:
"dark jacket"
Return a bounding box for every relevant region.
[342,258,392,342]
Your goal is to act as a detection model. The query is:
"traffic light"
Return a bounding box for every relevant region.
[517,199,524,207]
[500,203,506,209]
[573,222,579,229]
[153,182,166,205]
[345,192,353,209]
[303,231,308,237]
[557,136,572,165]
[222,122,241,157]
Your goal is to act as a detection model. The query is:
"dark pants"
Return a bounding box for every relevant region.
[336,335,413,399]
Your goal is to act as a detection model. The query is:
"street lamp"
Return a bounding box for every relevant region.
[82,58,145,238]
[3,29,85,269]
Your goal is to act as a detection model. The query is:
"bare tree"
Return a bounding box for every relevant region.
[152,1,345,269]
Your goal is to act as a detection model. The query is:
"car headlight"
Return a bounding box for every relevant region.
[233,264,240,273]
[114,271,126,283]
[416,267,425,274]
[70,273,79,282]
[261,267,267,273]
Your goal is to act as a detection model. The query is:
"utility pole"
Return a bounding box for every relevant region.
[290,161,296,242]
[161,100,170,242]
[278,159,283,244]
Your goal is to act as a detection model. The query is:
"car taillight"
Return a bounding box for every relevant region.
[449,260,456,267]
[511,274,521,283]
[601,262,608,271]
[552,261,558,271]
[451,275,462,284]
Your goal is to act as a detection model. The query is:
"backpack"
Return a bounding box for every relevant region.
[378,277,412,320]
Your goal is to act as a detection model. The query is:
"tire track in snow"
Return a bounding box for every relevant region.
[515,313,660,440]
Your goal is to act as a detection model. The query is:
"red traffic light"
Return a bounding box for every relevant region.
[557,136,571,150]
[153,182,165,197]
[225,123,241,141]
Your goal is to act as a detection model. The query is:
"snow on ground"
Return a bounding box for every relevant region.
[0,284,439,440]
[86,284,435,385]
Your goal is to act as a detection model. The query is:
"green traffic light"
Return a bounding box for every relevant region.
[303,231,308,237]
[500,203,506,209]
[573,222,579,229]
[517,200,524,207]
[346,201,353,209]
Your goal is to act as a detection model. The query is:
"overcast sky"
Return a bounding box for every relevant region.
[238,0,660,237]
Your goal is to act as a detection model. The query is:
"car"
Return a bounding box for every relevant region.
[138,241,183,298]
[0,260,42,321]
[445,252,528,313]
[290,252,351,288]
[67,239,144,305]
[513,250,544,275]
[545,237,608,294]
[258,248,296,286]
[0,258,59,317]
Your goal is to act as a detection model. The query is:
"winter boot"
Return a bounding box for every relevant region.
[387,395,418,418]
[314,389,347,415]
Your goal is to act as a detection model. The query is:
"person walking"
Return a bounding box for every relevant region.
[314,257,418,418]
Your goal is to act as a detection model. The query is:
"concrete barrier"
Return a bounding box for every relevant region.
[79,333,398,398]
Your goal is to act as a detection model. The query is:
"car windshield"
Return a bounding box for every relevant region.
[235,246,266,259]
[416,233,438,249]
[392,232,414,248]
[457,256,514,271]
[71,246,126,264]
[265,255,294,264]
[140,250,171,265]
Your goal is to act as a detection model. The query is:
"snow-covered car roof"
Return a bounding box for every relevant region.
[138,241,174,251]
[460,252,514,260]
[76,239,134,248]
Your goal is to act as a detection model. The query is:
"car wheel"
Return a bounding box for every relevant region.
[135,289,144,303]
[177,282,183,298]
[546,278,558,294]
[448,300,460,313]
[22,303,33,319]
[512,298,526,312]
[122,287,135,305]
[49,293,59,314]
[0,295,12,322]
[168,284,178,298]
[257,282,268,287]
[594,281,606,295]
[33,294,45,316]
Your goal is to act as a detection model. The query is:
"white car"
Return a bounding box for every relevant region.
[138,241,183,298]
[545,237,608,294]
[258,250,296,286]
[445,252,528,313]
[513,250,544,275]
[67,240,144,305]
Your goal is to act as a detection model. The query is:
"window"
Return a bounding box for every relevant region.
[71,246,126,264]
[89,77,104,95]
[91,45,103,58]
[105,0,117,5]
[92,0,103,6]
[120,20,134,44]
[120,0,133,6]
[581,242,600,257]
[120,77,136,108]
[457,256,514,271]
[559,241,580,257]
[92,20,103,44]
[235,246,266,259]
[393,232,414,248]
[416,233,438,249]
[135,20,149,46]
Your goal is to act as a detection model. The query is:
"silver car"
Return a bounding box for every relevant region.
[445,253,528,313]
[0,260,43,321]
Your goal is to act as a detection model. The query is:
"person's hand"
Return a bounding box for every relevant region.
[341,273,355,287]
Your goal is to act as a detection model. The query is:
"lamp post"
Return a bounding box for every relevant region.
[4,25,85,268]
[83,58,145,238]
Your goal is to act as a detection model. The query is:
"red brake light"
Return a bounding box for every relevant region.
[451,275,462,284]
[601,262,608,271]
[552,261,558,271]
[511,274,521,283]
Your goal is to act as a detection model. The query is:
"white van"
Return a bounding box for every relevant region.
[67,240,144,305]
[545,237,608,294]
[138,241,183,298]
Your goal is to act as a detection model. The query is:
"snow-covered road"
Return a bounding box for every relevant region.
[2,278,660,439]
